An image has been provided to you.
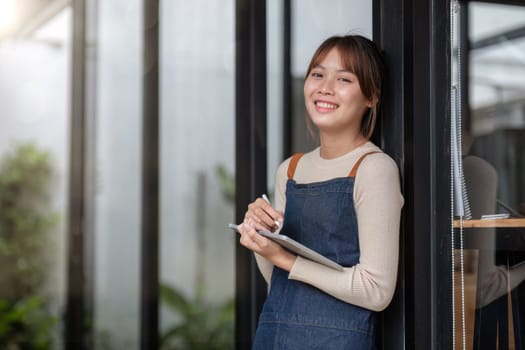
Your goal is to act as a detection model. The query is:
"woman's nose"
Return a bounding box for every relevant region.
[318,79,334,95]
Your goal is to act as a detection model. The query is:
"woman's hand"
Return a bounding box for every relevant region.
[244,197,284,232]
[237,219,296,272]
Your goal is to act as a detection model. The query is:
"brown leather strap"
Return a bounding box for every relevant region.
[287,153,304,179]
[348,151,380,177]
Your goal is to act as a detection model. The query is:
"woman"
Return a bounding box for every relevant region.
[237,34,403,349]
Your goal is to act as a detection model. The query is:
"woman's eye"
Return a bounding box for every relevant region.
[311,72,323,78]
[338,77,352,83]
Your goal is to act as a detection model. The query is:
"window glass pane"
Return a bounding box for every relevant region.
[453,2,525,348]
[159,1,235,348]
[90,1,142,348]
[267,0,284,182]
[0,5,71,349]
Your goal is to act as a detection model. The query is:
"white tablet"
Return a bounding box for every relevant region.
[229,224,344,271]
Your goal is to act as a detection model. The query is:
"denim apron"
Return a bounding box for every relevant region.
[253,152,378,350]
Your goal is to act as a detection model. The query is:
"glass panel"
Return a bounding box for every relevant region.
[0,4,71,349]
[90,1,143,348]
[290,0,373,153]
[453,1,525,348]
[267,0,284,183]
[159,1,235,348]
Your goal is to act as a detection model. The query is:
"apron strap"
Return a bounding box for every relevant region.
[287,153,304,179]
[348,151,381,177]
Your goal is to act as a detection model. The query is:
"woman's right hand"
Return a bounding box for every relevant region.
[243,197,284,233]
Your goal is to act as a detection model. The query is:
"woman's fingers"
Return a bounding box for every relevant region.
[245,198,283,231]
[237,220,296,272]
[238,220,272,253]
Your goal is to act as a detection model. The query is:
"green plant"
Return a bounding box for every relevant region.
[215,165,235,205]
[158,165,236,349]
[0,142,59,348]
[159,284,234,350]
[0,296,57,349]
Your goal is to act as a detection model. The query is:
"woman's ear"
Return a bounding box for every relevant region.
[367,97,378,108]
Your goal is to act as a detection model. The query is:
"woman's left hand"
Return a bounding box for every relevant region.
[237,219,297,272]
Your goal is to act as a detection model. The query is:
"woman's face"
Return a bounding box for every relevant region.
[303,48,372,136]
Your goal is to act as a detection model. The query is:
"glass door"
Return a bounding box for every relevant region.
[451,1,525,348]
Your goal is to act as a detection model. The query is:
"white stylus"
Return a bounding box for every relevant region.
[262,194,281,229]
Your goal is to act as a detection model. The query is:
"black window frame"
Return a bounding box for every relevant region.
[375,0,452,348]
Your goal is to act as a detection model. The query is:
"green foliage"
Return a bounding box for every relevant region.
[159,283,234,350]
[215,165,235,205]
[0,142,58,348]
[0,296,57,349]
[159,165,235,349]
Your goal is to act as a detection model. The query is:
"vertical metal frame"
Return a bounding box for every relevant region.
[140,0,160,348]
[372,0,406,347]
[428,0,453,347]
[235,0,268,348]
[66,0,89,348]
[376,0,452,348]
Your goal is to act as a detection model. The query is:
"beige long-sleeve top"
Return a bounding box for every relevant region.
[255,141,404,311]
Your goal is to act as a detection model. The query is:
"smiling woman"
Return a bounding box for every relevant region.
[237,35,403,350]
[304,48,373,147]
[303,36,384,145]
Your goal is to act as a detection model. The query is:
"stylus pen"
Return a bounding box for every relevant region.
[229,223,269,234]
[262,194,281,229]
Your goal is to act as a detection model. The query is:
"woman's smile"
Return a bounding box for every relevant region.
[304,47,372,134]
[315,99,339,111]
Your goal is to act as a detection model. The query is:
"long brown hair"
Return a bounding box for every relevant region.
[305,35,386,139]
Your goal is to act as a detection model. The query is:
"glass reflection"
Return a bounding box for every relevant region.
[454,2,525,349]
